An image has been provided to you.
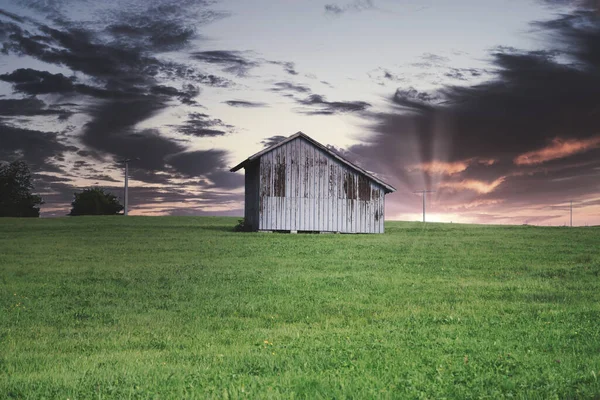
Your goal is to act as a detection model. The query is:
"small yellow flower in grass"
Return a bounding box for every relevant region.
[264,340,269,344]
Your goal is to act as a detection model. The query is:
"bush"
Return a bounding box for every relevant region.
[234,218,250,232]
[69,187,124,216]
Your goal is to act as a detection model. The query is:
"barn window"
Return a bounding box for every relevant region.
[261,159,271,197]
[274,160,286,197]
[371,188,380,200]
[344,172,357,200]
[358,175,371,201]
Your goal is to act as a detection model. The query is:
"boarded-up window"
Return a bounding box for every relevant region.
[358,175,371,201]
[371,188,380,200]
[329,165,336,198]
[274,160,286,197]
[260,159,271,197]
[344,172,356,200]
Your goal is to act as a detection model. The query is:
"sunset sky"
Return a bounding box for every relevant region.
[1,0,600,225]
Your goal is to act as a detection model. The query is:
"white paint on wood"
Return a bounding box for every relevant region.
[246,136,389,233]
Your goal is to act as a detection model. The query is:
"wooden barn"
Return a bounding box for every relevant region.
[230,132,396,233]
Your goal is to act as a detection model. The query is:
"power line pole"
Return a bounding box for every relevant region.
[414,190,436,223]
[119,158,137,216]
[125,160,129,216]
[570,200,573,227]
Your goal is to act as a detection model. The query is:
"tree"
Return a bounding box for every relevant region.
[69,187,124,216]
[0,160,43,217]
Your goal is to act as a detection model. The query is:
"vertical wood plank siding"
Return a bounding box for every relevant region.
[256,137,386,233]
[244,161,260,231]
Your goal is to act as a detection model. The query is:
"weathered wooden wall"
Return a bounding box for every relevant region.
[244,161,260,231]
[253,137,386,233]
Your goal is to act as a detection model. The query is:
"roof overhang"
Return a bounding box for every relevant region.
[230,131,396,193]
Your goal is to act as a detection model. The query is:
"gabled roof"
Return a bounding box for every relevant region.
[230,131,396,193]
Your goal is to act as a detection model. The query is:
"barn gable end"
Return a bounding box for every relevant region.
[231,132,395,233]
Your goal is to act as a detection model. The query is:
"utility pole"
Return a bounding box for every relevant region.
[414,190,436,223]
[570,200,573,227]
[119,158,137,216]
[124,160,129,216]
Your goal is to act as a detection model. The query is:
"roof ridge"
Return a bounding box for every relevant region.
[230,132,396,193]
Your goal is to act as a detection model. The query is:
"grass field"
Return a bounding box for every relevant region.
[1,216,600,399]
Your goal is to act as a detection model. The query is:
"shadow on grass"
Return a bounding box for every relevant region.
[201,225,237,233]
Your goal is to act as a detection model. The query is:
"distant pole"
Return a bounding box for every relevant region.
[422,192,425,222]
[124,161,129,216]
[119,158,137,216]
[570,200,572,227]
[414,190,436,223]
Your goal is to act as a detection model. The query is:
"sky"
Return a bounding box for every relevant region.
[1,0,600,225]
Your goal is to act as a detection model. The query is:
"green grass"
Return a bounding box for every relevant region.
[1,216,600,399]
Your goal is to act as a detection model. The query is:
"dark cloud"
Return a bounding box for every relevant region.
[537,0,600,11]
[392,87,439,111]
[76,149,101,158]
[268,60,298,75]
[80,97,184,171]
[100,0,228,49]
[0,9,229,100]
[325,144,361,163]
[206,170,244,189]
[0,68,75,94]
[296,94,371,115]
[132,187,242,205]
[324,4,344,15]
[0,5,243,200]
[0,8,26,23]
[150,84,199,104]
[171,112,233,137]
[444,67,484,81]
[0,3,248,216]
[260,135,287,148]
[0,68,192,103]
[271,81,311,93]
[167,149,229,177]
[83,174,120,182]
[33,173,72,183]
[166,149,243,189]
[107,21,195,53]
[223,100,267,108]
[191,50,259,76]
[0,98,72,118]
[124,168,174,185]
[0,123,72,171]
[270,81,371,115]
[3,14,238,188]
[349,8,600,222]
[3,25,150,85]
[72,160,90,169]
[325,0,375,16]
